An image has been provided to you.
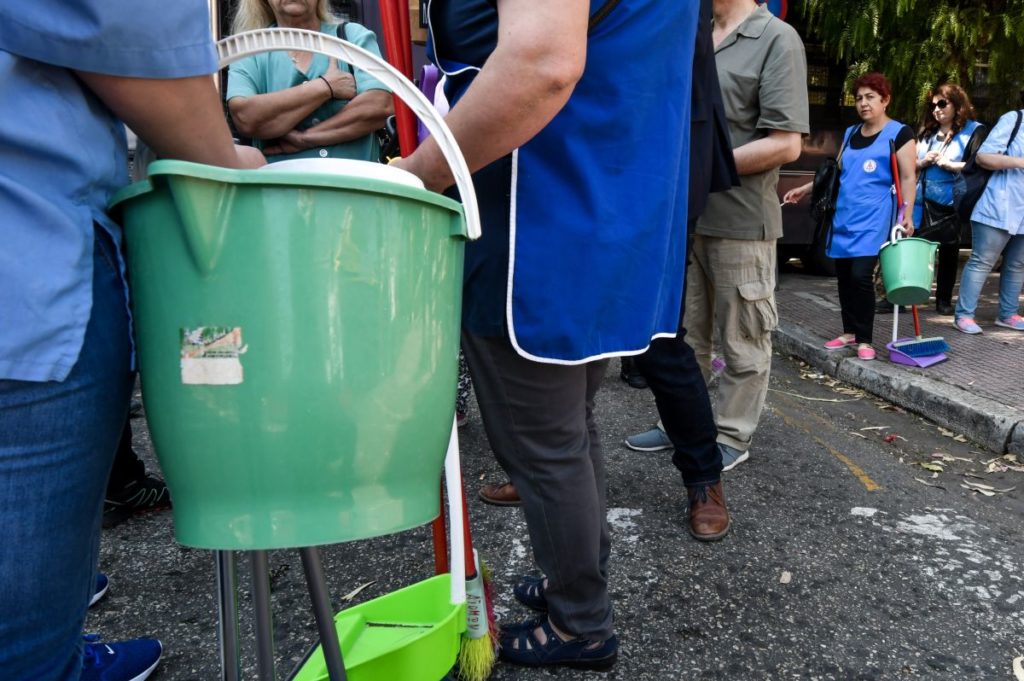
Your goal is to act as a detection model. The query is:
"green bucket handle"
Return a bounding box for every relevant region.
[218,29,471,607]
[217,28,481,242]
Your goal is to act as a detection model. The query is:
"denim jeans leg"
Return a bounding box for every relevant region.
[955,221,1008,320]
[0,231,132,680]
[996,234,1024,320]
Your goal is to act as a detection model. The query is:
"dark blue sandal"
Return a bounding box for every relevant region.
[498,616,618,670]
[513,575,548,611]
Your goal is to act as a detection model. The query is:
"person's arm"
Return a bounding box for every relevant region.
[263,89,393,155]
[229,67,357,140]
[76,71,264,168]
[782,181,813,205]
[896,137,917,232]
[732,129,803,176]
[393,0,589,192]
[976,153,1024,171]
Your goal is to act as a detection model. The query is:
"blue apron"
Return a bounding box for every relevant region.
[912,120,981,225]
[428,0,699,363]
[829,121,901,258]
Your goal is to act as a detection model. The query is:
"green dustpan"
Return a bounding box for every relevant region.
[292,574,467,681]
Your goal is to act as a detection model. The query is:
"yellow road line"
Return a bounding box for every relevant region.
[771,403,881,492]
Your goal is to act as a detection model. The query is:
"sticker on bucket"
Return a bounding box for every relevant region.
[180,326,246,385]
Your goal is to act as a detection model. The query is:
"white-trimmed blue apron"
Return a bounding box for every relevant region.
[829,121,901,258]
[428,0,699,364]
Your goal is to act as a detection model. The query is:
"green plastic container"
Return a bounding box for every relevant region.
[110,160,466,550]
[879,237,937,306]
[292,574,466,681]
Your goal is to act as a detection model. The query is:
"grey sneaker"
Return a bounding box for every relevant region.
[719,443,750,472]
[624,427,672,452]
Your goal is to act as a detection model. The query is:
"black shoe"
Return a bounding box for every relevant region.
[103,475,172,528]
[935,300,954,316]
[618,357,647,389]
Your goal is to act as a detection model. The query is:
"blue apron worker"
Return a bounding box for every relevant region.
[0,2,264,679]
[395,0,700,670]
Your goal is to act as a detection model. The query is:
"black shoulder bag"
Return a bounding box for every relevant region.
[810,125,858,224]
[915,134,961,246]
[953,111,1022,221]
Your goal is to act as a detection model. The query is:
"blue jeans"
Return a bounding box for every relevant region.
[955,221,1024,321]
[0,228,133,680]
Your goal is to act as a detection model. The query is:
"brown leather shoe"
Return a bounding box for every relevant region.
[479,481,520,507]
[687,481,730,541]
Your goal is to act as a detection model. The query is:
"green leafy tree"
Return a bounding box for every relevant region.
[801,0,1024,122]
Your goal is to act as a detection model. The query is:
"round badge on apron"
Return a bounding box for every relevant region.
[863,159,877,173]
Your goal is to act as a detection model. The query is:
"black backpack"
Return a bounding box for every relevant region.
[953,111,1022,221]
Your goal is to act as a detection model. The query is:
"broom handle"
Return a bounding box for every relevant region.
[431,481,449,575]
[912,303,923,339]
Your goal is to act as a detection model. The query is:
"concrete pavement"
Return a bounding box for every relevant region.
[773,265,1024,456]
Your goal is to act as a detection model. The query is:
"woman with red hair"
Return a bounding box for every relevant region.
[785,72,917,359]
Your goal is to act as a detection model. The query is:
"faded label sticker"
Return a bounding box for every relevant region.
[180,326,246,385]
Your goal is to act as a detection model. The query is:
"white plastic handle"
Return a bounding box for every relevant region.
[889,225,907,245]
[218,28,481,240]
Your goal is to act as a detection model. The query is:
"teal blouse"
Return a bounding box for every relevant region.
[227,22,389,162]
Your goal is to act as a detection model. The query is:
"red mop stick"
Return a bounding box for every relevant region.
[431,481,449,575]
[890,143,924,337]
[378,0,419,157]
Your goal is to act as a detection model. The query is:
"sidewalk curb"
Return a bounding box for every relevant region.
[774,321,1024,455]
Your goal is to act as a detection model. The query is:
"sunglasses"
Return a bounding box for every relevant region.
[928,99,950,111]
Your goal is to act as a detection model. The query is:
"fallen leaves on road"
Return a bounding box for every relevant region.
[342,581,377,601]
[780,571,792,584]
[984,454,1024,474]
[932,452,974,463]
[1012,655,1024,681]
[960,480,1017,497]
[851,432,868,439]
[918,462,945,472]
[914,477,946,490]
[768,388,861,403]
[860,426,887,431]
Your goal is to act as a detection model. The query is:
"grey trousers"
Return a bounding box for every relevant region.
[461,331,613,640]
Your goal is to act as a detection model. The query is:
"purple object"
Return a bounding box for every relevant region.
[416,65,441,144]
[886,341,947,368]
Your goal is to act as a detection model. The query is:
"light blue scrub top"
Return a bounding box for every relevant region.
[0,1,219,382]
[226,22,389,163]
[912,120,981,225]
[971,110,1024,235]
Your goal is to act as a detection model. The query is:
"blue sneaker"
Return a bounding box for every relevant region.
[719,443,750,472]
[624,427,672,452]
[81,636,162,681]
[89,574,109,608]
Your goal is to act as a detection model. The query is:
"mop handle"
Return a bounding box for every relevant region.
[431,482,449,575]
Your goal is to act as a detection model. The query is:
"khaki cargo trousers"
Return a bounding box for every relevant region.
[684,234,778,452]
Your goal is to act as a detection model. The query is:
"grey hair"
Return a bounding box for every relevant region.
[231,0,339,34]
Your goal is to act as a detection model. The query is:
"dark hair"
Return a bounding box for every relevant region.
[852,72,892,101]
[919,83,976,140]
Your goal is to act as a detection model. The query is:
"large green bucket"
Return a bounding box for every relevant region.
[110,161,467,549]
[879,236,938,306]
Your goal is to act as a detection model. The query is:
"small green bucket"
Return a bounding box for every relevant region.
[110,161,467,550]
[879,235,937,306]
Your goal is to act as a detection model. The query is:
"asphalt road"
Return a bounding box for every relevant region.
[89,351,1024,680]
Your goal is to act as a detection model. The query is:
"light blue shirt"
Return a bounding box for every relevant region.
[0,1,218,382]
[971,110,1024,235]
[913,120,981,225]
[227,22,389,163]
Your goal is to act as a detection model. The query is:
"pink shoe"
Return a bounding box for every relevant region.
[954,317,982,334]
[856,344,876,360]
[824,334,856,350]
[994,314,1024,331]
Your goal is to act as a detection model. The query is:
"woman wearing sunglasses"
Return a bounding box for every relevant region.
[784,72,916,360]
[913,84,987,315]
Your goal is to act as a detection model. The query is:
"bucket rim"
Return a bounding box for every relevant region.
[108,159,464,216]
